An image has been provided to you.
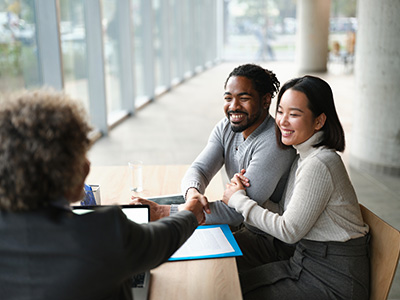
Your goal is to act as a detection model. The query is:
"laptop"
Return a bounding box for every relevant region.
[72,205,151,300]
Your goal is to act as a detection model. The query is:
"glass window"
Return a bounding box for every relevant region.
[223,0,296,61]
[182,0,194,77]
[169,0,181,84]
[102,0,124,123]
[0,0,40,92]
[153,0,162,92]
[131,0,145,100]
[153,0,169,94]
[59,0,89,110]
[329,0,357,70]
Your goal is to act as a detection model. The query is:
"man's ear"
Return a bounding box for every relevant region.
[315,113,327,130]
[262,93,272,110]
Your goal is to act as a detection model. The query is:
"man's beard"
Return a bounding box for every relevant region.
[229,109,262,133]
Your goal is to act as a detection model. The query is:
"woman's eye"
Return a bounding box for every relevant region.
[276,110,282,114]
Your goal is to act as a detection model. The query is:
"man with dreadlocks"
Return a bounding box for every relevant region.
[133,64,296,233]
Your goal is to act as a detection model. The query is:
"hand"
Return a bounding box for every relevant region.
[186,188,211,214]
[178,198,205,225]
[130,196,170,222]
[235,169,250,188]
[222,174,245,205]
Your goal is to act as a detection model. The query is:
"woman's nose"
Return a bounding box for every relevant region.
[278,114,289,125]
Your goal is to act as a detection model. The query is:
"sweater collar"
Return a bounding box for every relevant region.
[244,113,271,141]
[293,131,324,159]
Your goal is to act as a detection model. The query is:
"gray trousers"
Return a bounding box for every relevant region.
[234,227,370,300]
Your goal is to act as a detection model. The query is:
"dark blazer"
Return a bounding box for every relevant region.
[0,205,197,300]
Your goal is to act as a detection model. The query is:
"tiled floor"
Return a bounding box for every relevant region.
[88,61,400,299]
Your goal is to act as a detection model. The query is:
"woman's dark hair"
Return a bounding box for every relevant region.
[224,64,280,99]
[275,75,345,152]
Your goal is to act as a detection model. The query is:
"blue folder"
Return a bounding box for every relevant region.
[168,224,243,261]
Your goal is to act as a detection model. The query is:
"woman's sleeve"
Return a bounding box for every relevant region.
[229,159,334,244]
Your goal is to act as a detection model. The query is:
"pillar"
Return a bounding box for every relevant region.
[350,0,400,176]
[295,0,331,73]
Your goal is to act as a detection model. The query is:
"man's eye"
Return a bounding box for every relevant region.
[224,97,232,101]
[240,98,251,101]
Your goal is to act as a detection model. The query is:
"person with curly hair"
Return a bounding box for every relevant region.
[0,89,204,299]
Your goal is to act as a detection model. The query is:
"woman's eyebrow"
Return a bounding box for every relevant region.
[278,105,304,113]
[289,107,304,113]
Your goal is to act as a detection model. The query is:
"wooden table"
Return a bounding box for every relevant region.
[86,165,242,300]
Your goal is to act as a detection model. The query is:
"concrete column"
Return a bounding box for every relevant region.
[295,0,331,73]
[350,0,400,176]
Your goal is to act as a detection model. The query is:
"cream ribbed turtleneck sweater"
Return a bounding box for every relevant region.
[229,131,369,244]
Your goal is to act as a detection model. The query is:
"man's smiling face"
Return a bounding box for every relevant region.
[223,76,270,139]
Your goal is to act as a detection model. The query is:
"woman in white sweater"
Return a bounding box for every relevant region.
[223,76,370,300]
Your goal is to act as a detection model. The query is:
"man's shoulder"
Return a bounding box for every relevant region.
[214,117,230,131]
[247,114,276,141]
[211,117,236,141]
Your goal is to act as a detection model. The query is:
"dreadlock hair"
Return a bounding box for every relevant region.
[224,64,280,99]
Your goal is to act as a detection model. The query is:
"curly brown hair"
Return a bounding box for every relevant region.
[0,89,93,211]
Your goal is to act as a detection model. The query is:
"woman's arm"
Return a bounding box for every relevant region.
[225,159,334,244]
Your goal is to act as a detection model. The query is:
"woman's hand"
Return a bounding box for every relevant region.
[235,169,250,188]
[222,174,245,205]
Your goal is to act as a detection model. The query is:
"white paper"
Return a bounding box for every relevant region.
[171,227,235,259]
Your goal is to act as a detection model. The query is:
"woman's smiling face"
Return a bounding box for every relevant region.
[276,89,324,146]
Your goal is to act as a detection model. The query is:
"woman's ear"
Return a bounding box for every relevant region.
[315,113,327,131]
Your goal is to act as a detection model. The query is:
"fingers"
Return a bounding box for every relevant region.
[129,197,141,205]
[196,209,206,224]
[231,175,241,185]
[230,172,250,188]
[199,196,211,214]
[130,197,147,205]
[182,198,207,224]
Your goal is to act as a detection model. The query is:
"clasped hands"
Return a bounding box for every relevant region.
[130,169,250,225]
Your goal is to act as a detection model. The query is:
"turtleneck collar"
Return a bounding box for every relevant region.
[293,131,324,159]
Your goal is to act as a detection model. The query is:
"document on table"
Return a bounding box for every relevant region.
[169,224,242,261]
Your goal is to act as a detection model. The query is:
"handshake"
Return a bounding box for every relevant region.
[130,188,211,225]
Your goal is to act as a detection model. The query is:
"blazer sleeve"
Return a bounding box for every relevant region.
[115,209,198,275]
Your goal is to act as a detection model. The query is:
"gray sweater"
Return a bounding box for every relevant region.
[181,115,296,226]
[229,131,369,243]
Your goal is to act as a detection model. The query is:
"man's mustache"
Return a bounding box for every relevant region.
[228,110,248,116]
